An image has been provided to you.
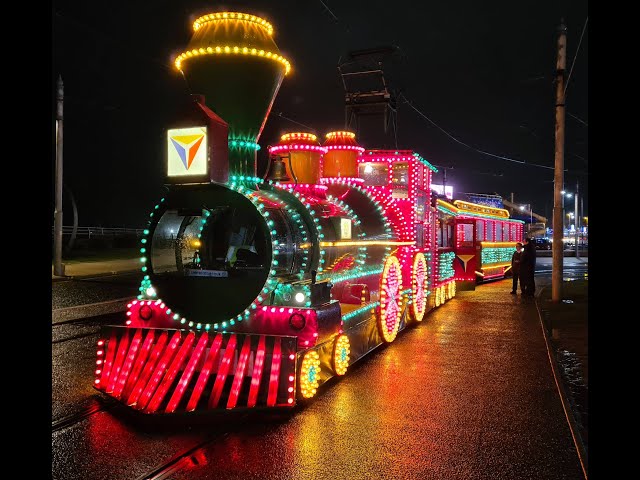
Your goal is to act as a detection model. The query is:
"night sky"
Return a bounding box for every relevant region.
[52,0,588,228]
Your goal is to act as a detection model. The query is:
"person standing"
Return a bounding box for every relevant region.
[510,242,524,294]
[520,237,537,296]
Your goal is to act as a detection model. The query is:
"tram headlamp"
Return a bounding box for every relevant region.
[295,292,305,303]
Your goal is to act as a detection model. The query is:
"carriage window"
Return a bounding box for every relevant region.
[391,162,409,199]
[416,190,426,222]
[476,220,485,241]
[457,223,474,247]
[416,224,424,248]
[496,222,503,241]
[359,162,388,186]
[486,221,495,241]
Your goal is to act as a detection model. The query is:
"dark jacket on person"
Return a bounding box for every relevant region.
[520,242,536,274]
[511,250,523,273]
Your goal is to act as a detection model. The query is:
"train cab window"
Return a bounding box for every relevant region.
[391,162,409,199]
[150,207,269,277]
[438,220,454,248]
[358,162,388,186]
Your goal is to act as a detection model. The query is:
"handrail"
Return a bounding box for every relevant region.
[50,226,145,235]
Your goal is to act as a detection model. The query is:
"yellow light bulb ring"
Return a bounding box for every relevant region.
[333,334,350,376]
[411,252,428,322]
[193,12,274,36]
[299,351,321,398]
[174,46,291,75]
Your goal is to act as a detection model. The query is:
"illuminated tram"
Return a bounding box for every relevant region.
[92,10,522,414]
[436,199,525,290]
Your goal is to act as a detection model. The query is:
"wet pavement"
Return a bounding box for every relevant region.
[52,272,142,310]
[51,262,586,479]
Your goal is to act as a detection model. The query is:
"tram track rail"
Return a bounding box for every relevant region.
[52,330,100,344]
[51,400,116,433]
[135,413,257,480]
[135,435,224,480]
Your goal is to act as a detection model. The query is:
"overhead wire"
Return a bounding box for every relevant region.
[401,95,556,170]
[565,16,588,95]
[313,3,584,174]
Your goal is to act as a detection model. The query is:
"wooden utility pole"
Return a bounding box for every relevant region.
[552,21,567,302]
[54,76,65,276]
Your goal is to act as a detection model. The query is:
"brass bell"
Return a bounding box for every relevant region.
[265,154,292,182]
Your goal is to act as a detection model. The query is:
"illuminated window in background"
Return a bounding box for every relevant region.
[476,220,485,241]
[391,162,409,198]
[503,222,509,241]
[359,162,388,186]
[496,221,503,241]
[416,224,424,248]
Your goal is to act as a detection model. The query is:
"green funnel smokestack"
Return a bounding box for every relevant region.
[174,11,292,178]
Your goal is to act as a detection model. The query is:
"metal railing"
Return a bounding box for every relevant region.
[51,226,144,237]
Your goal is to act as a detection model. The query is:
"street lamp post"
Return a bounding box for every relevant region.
[54,76,65,277]
[574,182,579,259]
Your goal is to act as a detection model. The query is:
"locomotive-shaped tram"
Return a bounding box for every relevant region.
[93,11,524,414]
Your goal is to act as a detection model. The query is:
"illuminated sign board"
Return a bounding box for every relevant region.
[431,184,453,199]
[167,126,208,177]
[340,218,352,239]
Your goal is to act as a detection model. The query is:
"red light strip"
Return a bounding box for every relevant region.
[99,330,118,388]
[145,332,196,413]
[125,331,169,405]
[247,335,267,408]
[122,330,155,399]
[135,331,181,410]
[267,337,282,407]
[165,333,210,413]
[126,331,169,406]
[106,330,131,393]
[209,334,238,408]
[186,333,223,411]
[112,329,143,399]
[226,336,252,409]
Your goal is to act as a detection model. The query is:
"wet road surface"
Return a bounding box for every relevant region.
[52,272,142,310]
[52,263,586,479]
